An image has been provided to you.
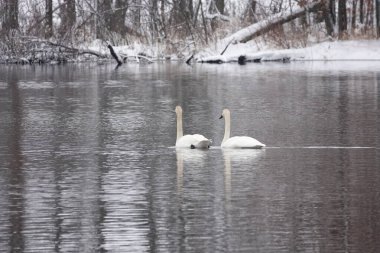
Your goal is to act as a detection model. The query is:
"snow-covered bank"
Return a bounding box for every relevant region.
[3,38,380,65]
[196,40,380,63]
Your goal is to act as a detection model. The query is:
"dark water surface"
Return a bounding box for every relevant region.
[0,62,379,252]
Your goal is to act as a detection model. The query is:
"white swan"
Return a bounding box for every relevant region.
[219,108,265,149]
[175,106,211,149]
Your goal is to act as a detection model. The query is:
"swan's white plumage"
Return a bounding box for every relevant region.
[175,106,211,149]
[176,134,210,148]
[220,109,265,149]
[221,136,265,148]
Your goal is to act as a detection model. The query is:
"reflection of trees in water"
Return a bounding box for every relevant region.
[5,66,25,252]
[176,148,208,195]
[333,148,380,252]
[335,72,379,146]
[337,74,349,145]
[0,65,107,252]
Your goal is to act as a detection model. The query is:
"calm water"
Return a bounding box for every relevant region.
[0,62,379,253]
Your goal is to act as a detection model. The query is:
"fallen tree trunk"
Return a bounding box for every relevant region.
[47,41,107,58]
[107,43,123,66]
[222,1,323,44]
[20,37,107,58]
[1,36,108,64]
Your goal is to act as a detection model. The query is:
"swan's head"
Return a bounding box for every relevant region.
[219,108,230,119]
[175,106,183,115]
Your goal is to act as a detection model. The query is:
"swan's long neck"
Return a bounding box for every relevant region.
[176,110,183,141]
[222,112,231,144]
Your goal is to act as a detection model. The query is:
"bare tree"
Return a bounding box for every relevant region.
[96,0,112,39]
[338,0,347,38]
[330,0,336,24]
[359,0,364,24]
[160,0,166,37]
[60,0,76,37]
[2,0,19,33]
[45,0,53,38]
[215,0,224,15]
[352,0,357,31]
[172,0,193,24]
[246,0,257,23]
[149,0,159,41]
[376,0,380,37]
[112,0,128,35]
[132,0,141,31]
[322,0,334,36]
[169,0,194,37]
[365,0,374,33]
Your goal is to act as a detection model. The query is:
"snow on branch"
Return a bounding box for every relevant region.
[222,1,323,44]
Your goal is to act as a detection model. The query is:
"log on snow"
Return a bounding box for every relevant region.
[222,1,323,44]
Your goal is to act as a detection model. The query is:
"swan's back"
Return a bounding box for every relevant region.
[221,136,265,149]
[176,134,211,149]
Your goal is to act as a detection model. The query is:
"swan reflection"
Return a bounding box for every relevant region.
[222,149,265,202]
[175,148,208,195]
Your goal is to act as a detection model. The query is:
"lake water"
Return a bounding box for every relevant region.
[0,62,379,252]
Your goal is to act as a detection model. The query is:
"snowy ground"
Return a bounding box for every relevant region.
[195,40,380,63]
[81,39,380,64]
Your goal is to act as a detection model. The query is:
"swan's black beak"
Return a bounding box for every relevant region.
[219,115,223,119]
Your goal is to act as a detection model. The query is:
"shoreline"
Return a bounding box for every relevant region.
[2,39,380,65]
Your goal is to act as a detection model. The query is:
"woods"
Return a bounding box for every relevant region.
[1,0,380,63]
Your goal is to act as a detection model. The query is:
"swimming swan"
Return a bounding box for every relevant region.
[219,109,265,149]
[175,106,211,149]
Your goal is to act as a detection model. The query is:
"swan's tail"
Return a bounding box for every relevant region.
[249,141,265,149]
[195,139,212,149]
